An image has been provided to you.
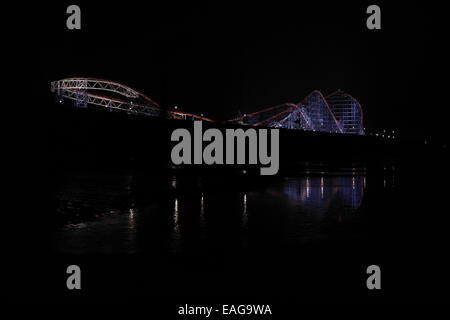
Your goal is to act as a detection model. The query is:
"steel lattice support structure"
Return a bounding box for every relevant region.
[50,77,215,122]
[50,78,363,132]
[228,89,364,135]
[300,90,342,134]
[51,78,157,102]
[325,90,364,135]
[51,77,161,117]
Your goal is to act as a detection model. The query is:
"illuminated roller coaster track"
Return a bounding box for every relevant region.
[228,90,364,135]
[50,78,363,134]
[50,77,214,122]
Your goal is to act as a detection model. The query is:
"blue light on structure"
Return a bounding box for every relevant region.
[239,89,365,135]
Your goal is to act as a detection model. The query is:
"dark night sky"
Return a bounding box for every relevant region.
[4,1,448,299]
[35,1,448,142]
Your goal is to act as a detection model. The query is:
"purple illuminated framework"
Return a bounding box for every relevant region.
[230,90,364,135]
[51,77,364,135]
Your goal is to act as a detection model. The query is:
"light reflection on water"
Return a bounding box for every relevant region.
[282,175,364,214]
[53,167,385,254]
[171,197,181,253]
[242,193,248,228]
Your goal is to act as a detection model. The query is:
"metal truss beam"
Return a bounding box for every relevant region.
[227,90,364,135]
[50,77,215,122]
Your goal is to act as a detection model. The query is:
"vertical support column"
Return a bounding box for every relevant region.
[75,79,88,108]
[75,89,88,108]
[55,81,63,103]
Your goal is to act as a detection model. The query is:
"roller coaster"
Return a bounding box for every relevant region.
[50,77,364,135]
